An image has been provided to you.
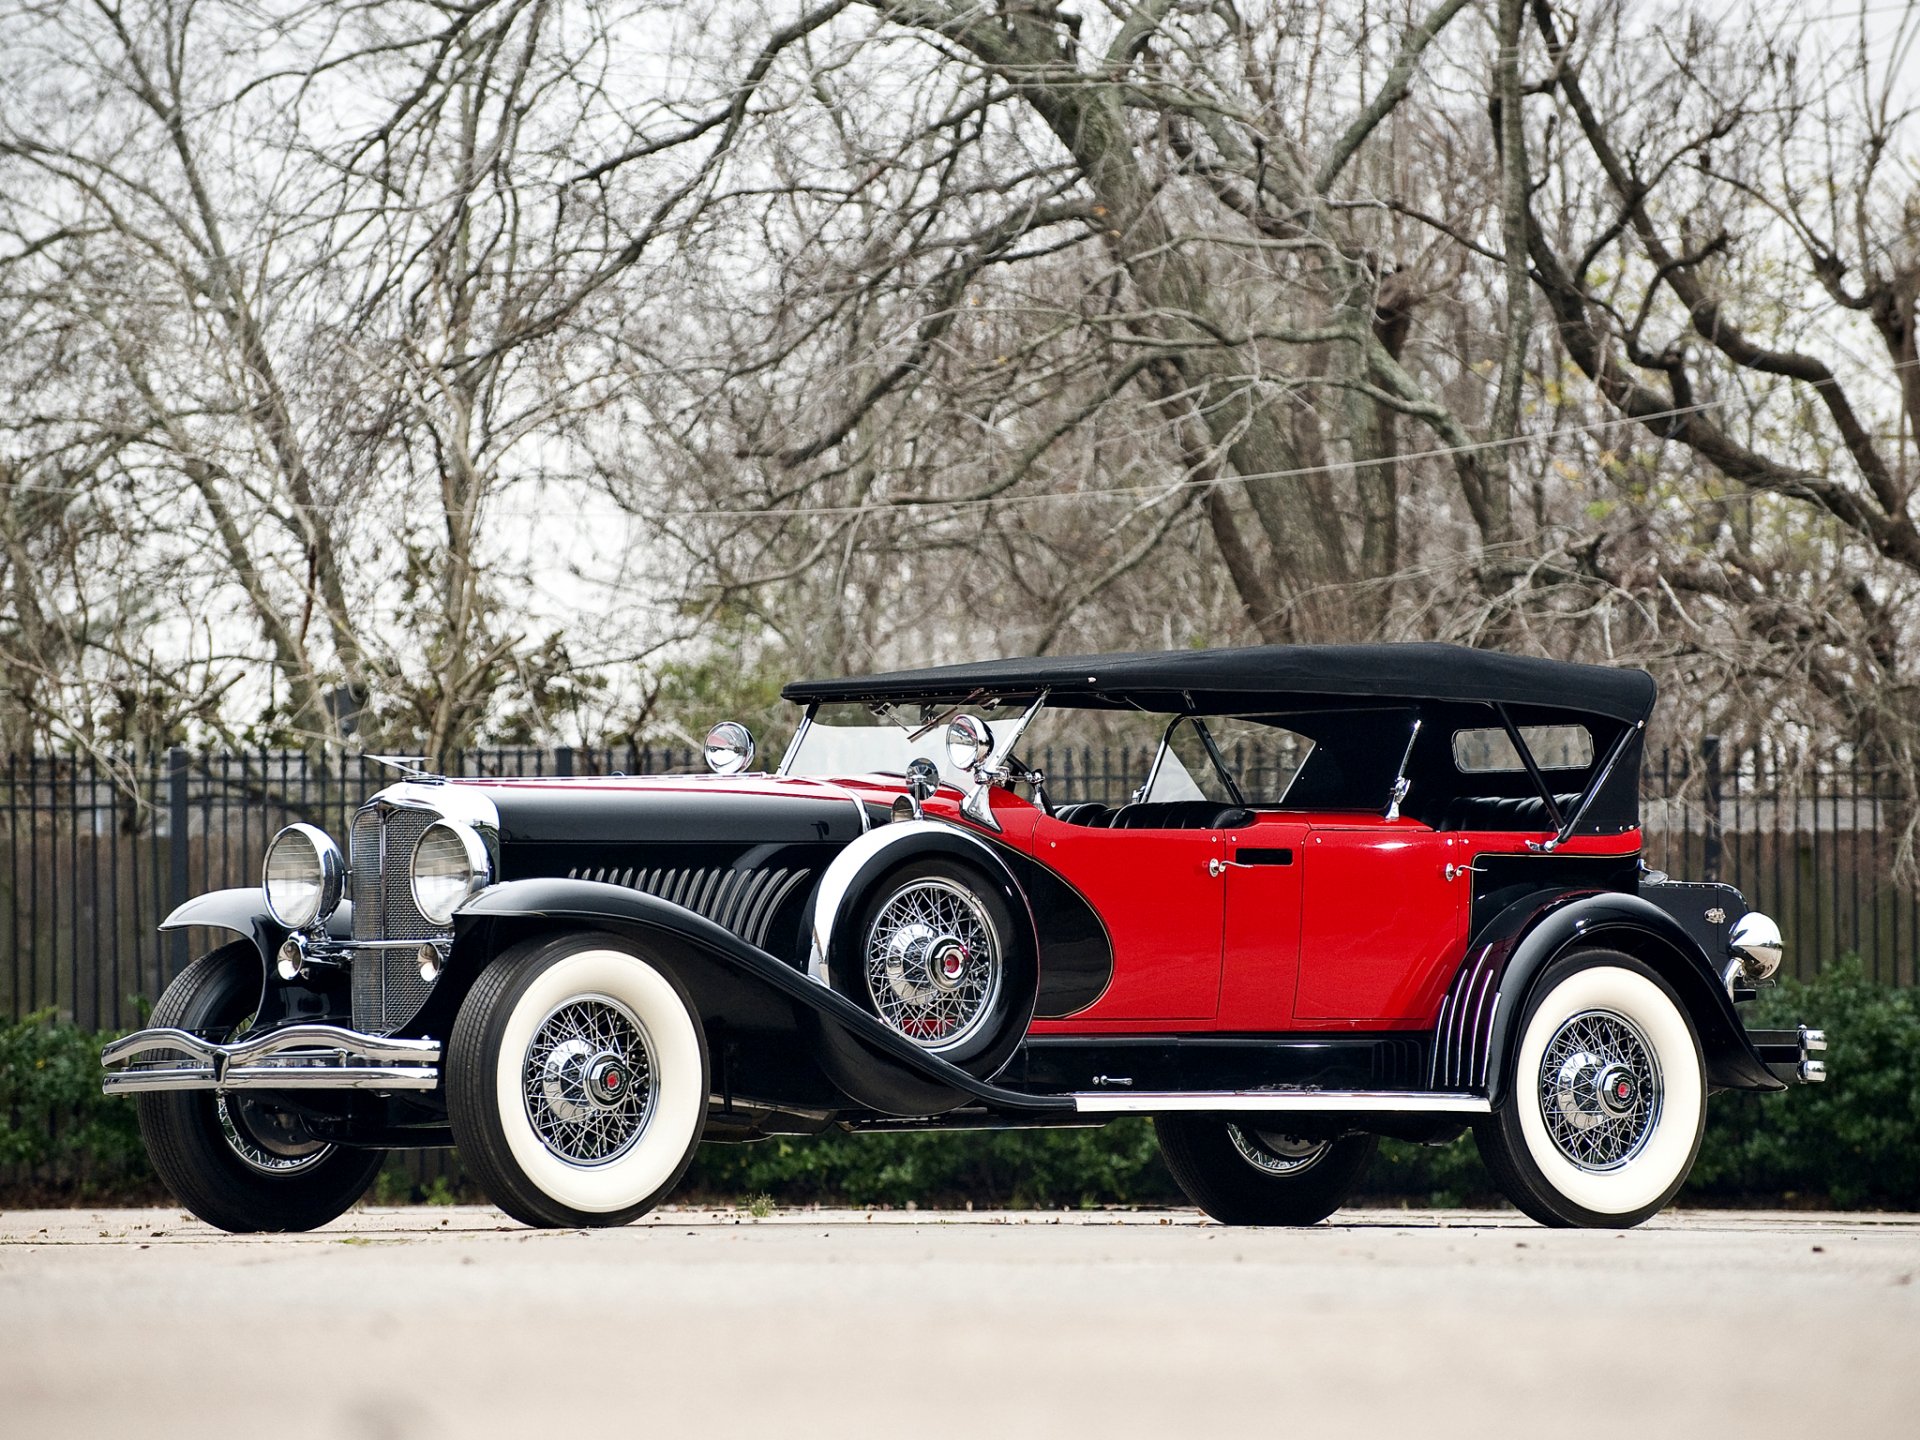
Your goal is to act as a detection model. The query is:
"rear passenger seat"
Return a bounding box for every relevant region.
[1432,793,1582,831]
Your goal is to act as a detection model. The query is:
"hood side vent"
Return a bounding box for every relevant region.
[571,864,812,951]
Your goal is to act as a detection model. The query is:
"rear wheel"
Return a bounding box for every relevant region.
[447,932,709,1228]
[136,943,385,1233]
[1155,1114,1377,1225]
[1473,949,1705,1228]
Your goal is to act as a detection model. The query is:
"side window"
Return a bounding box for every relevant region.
[1453,724,1594,774]
[1144,716,1314,806]
[1201,716,1313,805]
[1152,719,1234,804]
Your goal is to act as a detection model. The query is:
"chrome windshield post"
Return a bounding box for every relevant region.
[776,705,818,777]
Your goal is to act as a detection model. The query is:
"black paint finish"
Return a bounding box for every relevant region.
[1006,1034,1429,1094]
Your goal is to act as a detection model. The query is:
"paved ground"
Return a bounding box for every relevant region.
[2,1205,1915,1439]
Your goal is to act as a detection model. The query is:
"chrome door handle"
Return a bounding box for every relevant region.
[1208,858,1227,877]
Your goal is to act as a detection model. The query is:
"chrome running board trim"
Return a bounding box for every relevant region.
[101,1024,441,1095]
[1070,1089,1491,1115]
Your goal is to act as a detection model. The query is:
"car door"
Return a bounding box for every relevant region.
[1030,818,1225,1022]
[1292,826,1470,1024]
[1216,819,1311,1031]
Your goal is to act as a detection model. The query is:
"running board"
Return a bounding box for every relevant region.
[1070,1089,1491,1115]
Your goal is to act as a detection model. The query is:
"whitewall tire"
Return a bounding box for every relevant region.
[448,933,708,1228]
[1474,949,1705,1228]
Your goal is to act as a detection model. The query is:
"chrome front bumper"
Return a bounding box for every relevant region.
[101,1024,441,1095]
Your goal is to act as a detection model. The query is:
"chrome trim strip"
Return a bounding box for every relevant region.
[1071,1090,1492,1115]
[103,1065,440,1094]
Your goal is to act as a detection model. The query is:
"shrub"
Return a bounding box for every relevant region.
[5,959,1915,1210]
[1686,957,1920,1209]
[0,1010,153,1201]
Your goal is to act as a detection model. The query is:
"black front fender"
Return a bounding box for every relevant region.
[1480,891,1782,1103]
[444,878,1068,1122]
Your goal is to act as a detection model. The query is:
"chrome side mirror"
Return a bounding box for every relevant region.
[945,715,993,773]
[704,721,756,775]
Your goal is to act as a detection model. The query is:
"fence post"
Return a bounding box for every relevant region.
[167,746,190,972]
[554,745,574,778]
[1701,734,1723,883]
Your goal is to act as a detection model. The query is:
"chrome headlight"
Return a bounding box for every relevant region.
[704,720,756,775]
[1728,911,1783,983]
[262,823,345,930]
[409,820,491,926]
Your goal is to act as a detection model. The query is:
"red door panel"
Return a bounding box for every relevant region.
[1026,820,1224,1021]
[1218,822,1310,1031]
[1293,828,1468,1024]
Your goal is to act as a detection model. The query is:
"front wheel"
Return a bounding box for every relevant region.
[447,932,709,1228]
[1473,949,1706,1228]
[1155,1114,1377,1225]
[136,943,386,1233]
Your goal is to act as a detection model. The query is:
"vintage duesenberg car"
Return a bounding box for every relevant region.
[103,644,1824,1231]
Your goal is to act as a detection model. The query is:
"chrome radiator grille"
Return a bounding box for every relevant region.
[349,805,443,942]
[570,864,811,950]
[348,802,447,1035]
[352,951,437,1038]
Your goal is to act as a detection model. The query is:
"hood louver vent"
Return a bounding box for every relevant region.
[568,864,811,951]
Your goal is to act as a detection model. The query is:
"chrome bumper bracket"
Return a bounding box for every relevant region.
[101,1024,442,1095]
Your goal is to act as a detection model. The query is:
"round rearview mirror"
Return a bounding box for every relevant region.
[945,714,992,773]
[704,721,757,776]
[906,756,940,802]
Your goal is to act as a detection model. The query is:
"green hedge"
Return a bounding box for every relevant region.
[7,958,1915,1210]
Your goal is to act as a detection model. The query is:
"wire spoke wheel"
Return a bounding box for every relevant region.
[1536,1008,1663,1172]
[863,878,1002,1052]
[1226,1125,1330,1177]
[215,1095,334,1175]
[521,995,659,1167]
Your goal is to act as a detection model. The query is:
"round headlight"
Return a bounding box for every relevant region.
[704,720,756,775]
[262,823,345,930]
[409,820,491,926]
[1729,911,1784,983]
[946,714,992,772]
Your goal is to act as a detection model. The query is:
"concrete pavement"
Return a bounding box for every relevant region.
[2,1205,1915,1438]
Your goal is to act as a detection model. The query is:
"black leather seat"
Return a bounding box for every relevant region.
[1434,793,1582,832]
[1107,801,1255,830]
[1052,802,1115,828]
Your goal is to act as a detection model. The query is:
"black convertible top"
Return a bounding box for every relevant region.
[784,643,1657,724]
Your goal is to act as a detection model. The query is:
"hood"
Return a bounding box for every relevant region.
[442,773,876,848]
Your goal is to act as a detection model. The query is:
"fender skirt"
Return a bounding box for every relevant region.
[1432,890,1783,1105]
[452,879,1071,1121]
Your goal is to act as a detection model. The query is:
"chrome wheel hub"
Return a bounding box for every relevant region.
[865,879,1000,1049]
[1538,1009,1662,1171]
[522,996,658,1166]
[1227,1125,1330,1177]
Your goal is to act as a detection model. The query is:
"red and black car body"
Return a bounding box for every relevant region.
[103,644,1824,1231]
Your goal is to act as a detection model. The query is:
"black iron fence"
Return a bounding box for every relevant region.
[2,741,1911,1030]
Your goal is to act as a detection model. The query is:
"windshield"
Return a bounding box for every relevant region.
[780,700,1038,786]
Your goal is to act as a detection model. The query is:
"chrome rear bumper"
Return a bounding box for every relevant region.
[101,1024,441,1095]
[1748,1025,1828,1085]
